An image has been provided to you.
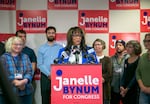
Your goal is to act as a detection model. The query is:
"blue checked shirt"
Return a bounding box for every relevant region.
[0,52,34,96]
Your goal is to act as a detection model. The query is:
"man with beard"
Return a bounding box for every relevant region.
[110,40,129,104]
[37,26,63,104]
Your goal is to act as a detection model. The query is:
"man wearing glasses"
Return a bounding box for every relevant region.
[136,33,150,104]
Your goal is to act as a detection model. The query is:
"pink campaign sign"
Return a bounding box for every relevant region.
[51,64,103,104]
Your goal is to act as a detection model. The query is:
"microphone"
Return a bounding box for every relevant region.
[72,46,80,64]
[61,51,69,59]
[84,48,97,64]
[72,46,80,54]
[53,50,70,64]
[53,58,60,64]
[84,54,96,64]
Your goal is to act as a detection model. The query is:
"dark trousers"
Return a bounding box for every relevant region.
[40,73,51,104]
[110,91,123,104]
[122,88,139,104]
[32,80,36,104]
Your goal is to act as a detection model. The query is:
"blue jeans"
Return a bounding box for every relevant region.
[19,94,32,104]
[139,91,150,104]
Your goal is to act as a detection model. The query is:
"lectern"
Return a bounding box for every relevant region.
[51,64,103,104]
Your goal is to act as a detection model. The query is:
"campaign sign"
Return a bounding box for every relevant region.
[109,33,140,56]
[109,0,140,10]
[51,64,103,104]
[48,0,78,10]
[141,9,150,32]
[16,10,47,33]
[0,33,15,42]
[0,0,16,10]
[78,10,109,33]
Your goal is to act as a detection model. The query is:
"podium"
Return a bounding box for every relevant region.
[51,64,103,104]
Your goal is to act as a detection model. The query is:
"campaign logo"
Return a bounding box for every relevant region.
[109,0,140,9]
[16,10,47,33]
[51,65,102,104]
[109,33,140,56]
[0,0,16,10]
[78,10,109,33]
[48,0,78,10]
[53,69,99,94]
[141,9,150,32]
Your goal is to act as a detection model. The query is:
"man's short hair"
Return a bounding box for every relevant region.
[15,30,26,36]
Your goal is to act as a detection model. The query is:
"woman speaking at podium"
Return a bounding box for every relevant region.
[56,26,98,64]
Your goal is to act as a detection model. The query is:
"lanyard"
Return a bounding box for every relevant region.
[12,55,23,73]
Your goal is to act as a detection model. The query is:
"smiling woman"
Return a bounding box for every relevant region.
[5,36,23,55]
[0,36,34,104]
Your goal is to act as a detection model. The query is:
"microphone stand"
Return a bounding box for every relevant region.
[75,53,79,64]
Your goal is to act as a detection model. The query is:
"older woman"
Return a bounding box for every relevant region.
[93,38,112,104]
[120,40,142,104]
[0,36,33,104]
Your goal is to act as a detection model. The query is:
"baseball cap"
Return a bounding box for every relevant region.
[115,39,126,47]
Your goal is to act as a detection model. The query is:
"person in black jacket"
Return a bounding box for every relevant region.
[120,40,142,104]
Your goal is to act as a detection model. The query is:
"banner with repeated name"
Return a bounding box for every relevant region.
[48,0,78,10]
[78,10,109,33]
[51,64,103,104]
[16,10,47,33]
[109,33,140,56]
[109,0,140,10]
[0,0,16,10]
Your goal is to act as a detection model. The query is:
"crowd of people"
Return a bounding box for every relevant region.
[0,26,150,104]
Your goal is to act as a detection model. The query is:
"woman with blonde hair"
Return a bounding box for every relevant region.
[0,36,33,104]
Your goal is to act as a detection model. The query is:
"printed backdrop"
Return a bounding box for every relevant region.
[0,0,150,55]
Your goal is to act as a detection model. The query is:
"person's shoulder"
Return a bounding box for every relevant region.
[140,53,148,59]
[103,56,111,61]
[54,42,63,48]
[0,42,4,46]
[23,46,34,52]
[1,52,9,58]
[104,56,111,59]
[141,53,147,56]
[59,47,66,52]
[38,43,47,50]
[21,52,28,57]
